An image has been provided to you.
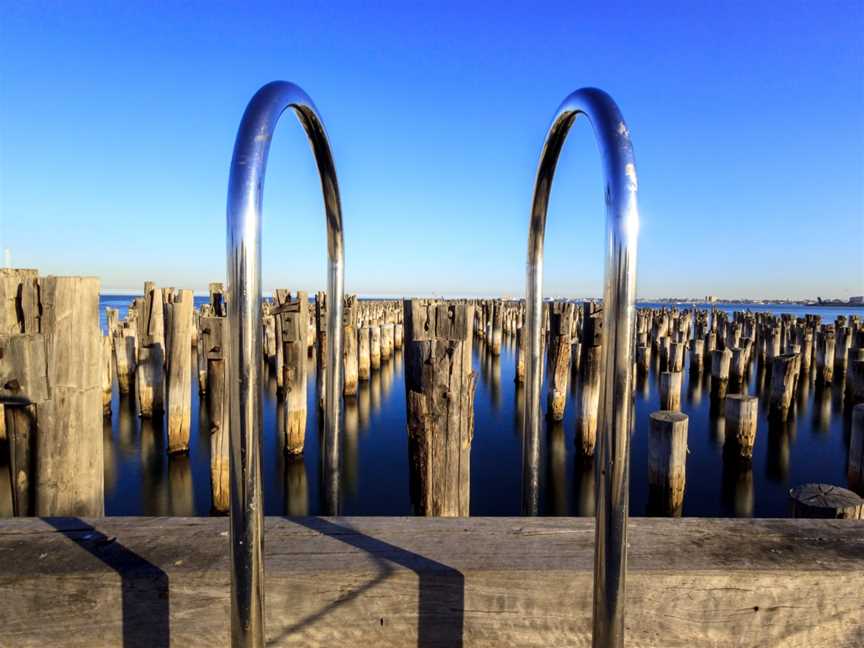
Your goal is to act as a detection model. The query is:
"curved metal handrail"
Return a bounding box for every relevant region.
[226,81,345,648]
[523,88,639,647]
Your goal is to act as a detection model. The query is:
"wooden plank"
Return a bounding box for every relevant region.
[0,517,861,647]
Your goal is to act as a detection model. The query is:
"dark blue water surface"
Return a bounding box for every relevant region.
[2,296,857,517]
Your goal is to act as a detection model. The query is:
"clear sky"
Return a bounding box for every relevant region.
[1,1,862,299]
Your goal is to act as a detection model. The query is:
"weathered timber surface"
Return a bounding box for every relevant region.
[0,517,862,647]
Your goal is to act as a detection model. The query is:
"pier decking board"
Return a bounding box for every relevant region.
[0,517,862,647]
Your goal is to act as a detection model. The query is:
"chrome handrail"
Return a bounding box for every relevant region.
[523,88,639,647]
[226,81,345,648]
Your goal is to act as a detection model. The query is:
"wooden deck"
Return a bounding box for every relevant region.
[0,517,862,647]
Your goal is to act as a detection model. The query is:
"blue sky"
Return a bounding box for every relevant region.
[1,1,862,299]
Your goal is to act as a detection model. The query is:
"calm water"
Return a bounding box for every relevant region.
[0,296,860,517]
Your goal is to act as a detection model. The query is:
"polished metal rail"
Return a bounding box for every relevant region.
[226,81,345,648]
[523,88,639,647]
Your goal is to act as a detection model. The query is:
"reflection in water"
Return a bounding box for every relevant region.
[370,366,381,413]
[709,406,725,448]
[488,353,501,410]
[514,382,525,440]
[344,399,359,498]
[545,421,567,515]
[140,416,167,515]
[766,416,792,481]
[812,382,832,433]
[168,455,194,516]
[285,456,309,515]
[358,381,370,429]
[721,453,754,517]
[686,371,703,406]
[573,455,595,517]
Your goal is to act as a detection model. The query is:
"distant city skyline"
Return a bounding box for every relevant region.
[1,2,862,300]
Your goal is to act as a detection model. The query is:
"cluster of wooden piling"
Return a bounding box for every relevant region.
[0,269,103,516]
[3,268,863,519]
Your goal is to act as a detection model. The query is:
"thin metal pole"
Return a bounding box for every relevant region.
[523,88,639,646]
[226,81,345,648]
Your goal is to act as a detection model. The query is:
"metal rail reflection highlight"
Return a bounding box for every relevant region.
[523,88,639,647]
[226,81,345,648]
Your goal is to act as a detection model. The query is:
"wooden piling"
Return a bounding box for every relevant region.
[816,330,835,383]
[789,483,863,519]
[546,307,572,421]
[576,309,602,456]
[101,334,113,417]
[659,371,683,412]
[358,326,371,381]
[404,300,475,516]
[343,296,359,397]
[135,282,165,417]
[725,394,758,459]
[273,292,309,454]
[200,315,228,512]
[769,353,799,420]
[648,411,688,515]
[165,289,194,454]
[370,324,381,370]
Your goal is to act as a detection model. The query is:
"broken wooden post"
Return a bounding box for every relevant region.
[358,326,371,381]
[576,306,602,456]
[789,483,863,519]
[689,338,704,374]
[343,295,358,397]
[112,319,137,395]
[208,282,226,317]
[668,341,685,373]
[816,330,835,383]
[769,353,799,420]
[648,411,688,515]
[490,300,503,356]
[659,371,683,412]
[135,282,165,417]
[166,289,194,454]
[546,306,572,421]
[200,314,228,512]
[370,323,381,370]
[273,292,309,455]
[101,334,113,417]
[515,325,526,383]
[724,394,758,459]
[710,347,732,400]
[404,300,475,516]
[37,276,104,516]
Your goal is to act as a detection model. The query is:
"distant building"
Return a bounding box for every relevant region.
[851,296,864,305]
[705,295,717,303]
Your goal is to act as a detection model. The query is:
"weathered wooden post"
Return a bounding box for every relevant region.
[769,353,799,420]
[648,411,688,515]
[342,295,358,396]
[357,326,371,381]
[689,337,704,374]
[490,300,503,356]
[200,314,229,512]
[724,394,758,459]
[166,289,194,454]
[209,281,227,317]
[112,319,137,395]
[847,356,864,405]
[369,323,381,370]
[816,330,835,383]
[515,325,526,383]
[101,334,113,417]
[710,348,732,400]
[576,305,602,455]
[846,403,864,494]
[789,483,863,519]
[546,306,572,421]
[381,321,395,360]
[668,341,685,372]
[404,300,475,516]
[659,371,683,411]
[273,292,309,454]
[39,276,104,515]
[135,282,165,417]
